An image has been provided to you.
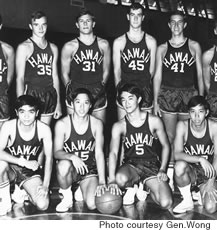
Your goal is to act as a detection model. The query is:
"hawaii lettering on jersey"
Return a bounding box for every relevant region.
[122,48,150,63]
[7,145,41,160]
[211,62,217,80]
[124,133,154,148]
[73,50,103,65]
[0,58,7,82]
[184,144,214,156]
[63,140,95,161]
[163,52,195,72]
[28,53,53,76]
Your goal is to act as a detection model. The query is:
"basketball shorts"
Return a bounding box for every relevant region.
[66,81,107,112]
[190,163,211,186]
[158,86,198,114]
[206,93,217,119]
[25,85,57,116]
[9,164,42,188]
[117,158,160,191]
[0,94,10,121]
[116,80,153,110]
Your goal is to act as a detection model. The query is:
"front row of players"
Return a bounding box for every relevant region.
[0,84,217,216]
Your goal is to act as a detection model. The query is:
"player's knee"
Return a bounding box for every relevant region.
[159,197,173,209]
[0,161,9,174]
[86,198,96,210]
[115,172,128,189]
[35,197,49,211]
[174,161,188,177]
[56,160,71,177]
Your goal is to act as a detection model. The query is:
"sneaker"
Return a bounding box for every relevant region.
[136,183,148,201]
[0,199,11,216]
[123,187,137,205]
[192,191,202,205]
[173,200,194,214]
[74,186,83,201]
[56,188,73,212]
[11,185,28,204]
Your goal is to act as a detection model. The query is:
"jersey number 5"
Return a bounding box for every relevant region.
[136,144,144,155]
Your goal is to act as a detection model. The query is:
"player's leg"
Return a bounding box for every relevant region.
[173,160,195,213]
[22,176,49,211]
[55,159,74,212]
[40,115,53,126]
[92,108,106,123]
[0,95,10,130]
[145,177,173,209]
[80,176,98,210]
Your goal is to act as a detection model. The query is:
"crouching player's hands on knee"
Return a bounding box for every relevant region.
[108,182,122,196]
[157,169,168,182]
[70,155,88,175]
[95,184,107,197]
[18,158,39,171]
[199,157,216,178]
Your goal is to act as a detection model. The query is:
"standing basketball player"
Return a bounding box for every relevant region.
[61,8,111,122]
[108,83,173,209]
[113,3,157,120]
[0,95,53,216]
[173,96,217,214]
[202,19,217,120]
[153,11,204,189]
[16,11,62,125]
[54,88,106,212]
[0,15,15,129]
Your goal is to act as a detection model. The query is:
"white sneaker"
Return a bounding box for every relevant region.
[192,191,202,205]
[136,183,148,201]
[74,186,83,201]
[56,188,73,212]
[123,187,137,205]
[11,185,28,204]
[0,199,11,216]
[173,200,194,214]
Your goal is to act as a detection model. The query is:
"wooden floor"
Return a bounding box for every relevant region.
[1,188,217,220]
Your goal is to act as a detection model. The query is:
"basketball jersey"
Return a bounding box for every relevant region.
[121,33,151,85]
[162,39,196,88]
[184,120,214,163]
[5,120,43,161]
[123,113,159,162]
[63,115,96,170]
[0,43,8,92]
[70,37,103,85]
[209,46,217,93]
[25,38,53,88]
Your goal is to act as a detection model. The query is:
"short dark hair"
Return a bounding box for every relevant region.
[188,95,210,111]
[71,88,94,105]
[169,10,186,23]
[76,8,95,22]
[30,11,47,23]
[128,3,145,15]
[15,95,40,112]
[117,83,143,106]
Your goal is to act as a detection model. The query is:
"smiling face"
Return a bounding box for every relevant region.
[189,104,209,127]
[73,93,92,117]
[168,14,186,36]
[29,16,47,38]
[120,91,141,114]
[76,14,95,35]
[16,105,38,126]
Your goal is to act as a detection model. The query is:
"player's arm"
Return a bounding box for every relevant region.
[202,48,213,94]
[50,43,62,119]
[16,42,29,97]
[153,44,166,116]
[146,34,157,78]
[93,118,106,195]
[2,42,15,86]
[61,41,75,87]
[99,38,111,86]
[113,37,123,87]
[190,40,204,96]
[40,123,53,189]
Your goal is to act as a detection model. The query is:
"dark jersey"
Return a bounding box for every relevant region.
[121,33,151,85]
[70,37,103,85]
[0,43,8,94]
[209,46,217,93]
[162,39,196,88]
[123,113,159,162]
[5,120,43,161]
[63,115,96,170]
[25,38,53,88]
[184,120,214,163]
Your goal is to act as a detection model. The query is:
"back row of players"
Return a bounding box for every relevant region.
[0,3,217,216]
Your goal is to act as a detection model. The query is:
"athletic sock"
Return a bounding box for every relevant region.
[59,186,73,201]
[178,184,193,202]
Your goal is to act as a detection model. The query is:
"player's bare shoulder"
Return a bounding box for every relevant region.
[208,119,217,137]
[145,33,157,47]
[0,41,14,56]
[113,34,126,50]
[50,42,58,54]
[62,38,78,54]
[16,39,33,59]
[37,120,52,139]
[157,41,168,57]
[188,38,201,53]
[202,45,215,62]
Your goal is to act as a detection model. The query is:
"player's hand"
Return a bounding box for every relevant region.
[157,170,168,182]
[53,104,62,120]
[95,184,107,197]
[70,155,88,175]
[24,160,39,171]
[37,185,49,197]
[108,183,122,196]
[199,157,216,178]
[153,103,162,117]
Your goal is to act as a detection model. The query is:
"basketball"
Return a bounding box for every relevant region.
[95,190,123,214]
